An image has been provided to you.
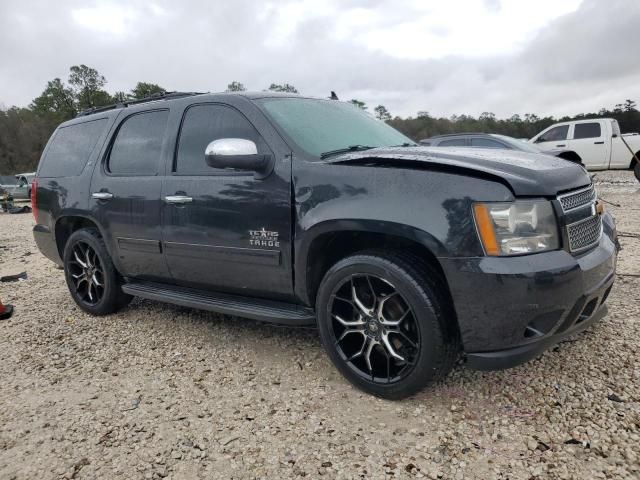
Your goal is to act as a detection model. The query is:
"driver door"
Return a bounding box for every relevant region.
[535,125,570,150]
[161,102,294,300]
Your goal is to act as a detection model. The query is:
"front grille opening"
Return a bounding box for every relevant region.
[567,215,602,253]
[559,185,596,211]
[601,285,612,306]
[576,298,598,324]
[524,310,564,338]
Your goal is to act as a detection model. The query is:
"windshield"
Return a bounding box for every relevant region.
[258,98,415,158]
[492,134,543,153]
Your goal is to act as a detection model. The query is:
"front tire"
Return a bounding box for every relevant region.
[63,228,132,316]
[316,252,459,400]
[634,161,640,182]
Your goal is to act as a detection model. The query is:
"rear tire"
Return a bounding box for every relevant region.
[634,161,640,182]
[316,251,459,400]
[63,228,132,316]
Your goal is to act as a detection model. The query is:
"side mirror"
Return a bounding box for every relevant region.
[205,139,272,177]
[612,133,618,138]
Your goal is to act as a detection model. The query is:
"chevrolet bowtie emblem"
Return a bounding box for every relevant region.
[595,200,605,216]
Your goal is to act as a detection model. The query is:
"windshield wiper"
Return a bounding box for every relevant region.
[320,145,375,159]
[389,142,416,147]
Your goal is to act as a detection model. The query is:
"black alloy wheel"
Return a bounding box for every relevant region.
[67,240,105,306]
[316,251,459,400]
[63,228,132,315]
[329,274,420,383]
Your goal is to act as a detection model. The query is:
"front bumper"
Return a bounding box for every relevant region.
[440,221,617,370]
[466,304,609,370]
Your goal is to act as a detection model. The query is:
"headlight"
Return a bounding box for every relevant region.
[473,200,559,256]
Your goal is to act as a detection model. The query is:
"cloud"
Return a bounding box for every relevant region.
[0,0,638,118]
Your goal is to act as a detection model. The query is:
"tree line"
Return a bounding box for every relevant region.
[1,65,639,174]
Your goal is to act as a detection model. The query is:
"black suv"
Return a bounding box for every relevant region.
[32,92,617,399]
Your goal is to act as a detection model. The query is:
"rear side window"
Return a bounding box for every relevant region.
[573,122,601,139]
[439,138,467,147]
[108,110,169,176]
[39,119,107,177]
[470,138,507,149]
[175,104,268,175]
[537,125,569,142]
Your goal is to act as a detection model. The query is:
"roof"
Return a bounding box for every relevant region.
[75,91,314,118]
[76,91,206,117]
[426,133,497,139]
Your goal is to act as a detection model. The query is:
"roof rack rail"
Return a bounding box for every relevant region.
[76,91,205,117]
[429,132,491,138]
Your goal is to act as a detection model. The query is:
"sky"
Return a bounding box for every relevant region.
[1,0,639,118]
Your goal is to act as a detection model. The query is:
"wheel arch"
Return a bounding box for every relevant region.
[295,220,453,312]
[54,214,106,261]
[556,151,583,164]
[629,151,640,169]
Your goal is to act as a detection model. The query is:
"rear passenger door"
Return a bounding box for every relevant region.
[90,109,172,281]
[566,122,609,169]
[161,102,293,299]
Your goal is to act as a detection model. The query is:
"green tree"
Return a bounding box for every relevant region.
[624,99,637,112]
[130,82,166,99]
[479,112,496,121]
[68,64,111,110]
[112,91,128,103]
[30,78,76,120]
[417,111,431,119]
[268,83,299,93]
[349,99,367,110]
[374,105,391,121]
[226,81,246,92]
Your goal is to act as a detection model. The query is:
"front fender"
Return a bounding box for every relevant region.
[292,161,515,304]
[294,219,446,303]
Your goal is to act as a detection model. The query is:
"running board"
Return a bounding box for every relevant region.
[122,281,316,326]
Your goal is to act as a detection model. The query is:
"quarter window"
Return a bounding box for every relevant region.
[108,110,169,176]
[537,125,569,142]
[39,119,107,177]
[175,104,267,175]
[573,123,601,139]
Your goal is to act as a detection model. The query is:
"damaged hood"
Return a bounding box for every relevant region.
[326,146,590,197]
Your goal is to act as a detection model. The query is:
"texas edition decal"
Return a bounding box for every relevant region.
[249,228,280,248]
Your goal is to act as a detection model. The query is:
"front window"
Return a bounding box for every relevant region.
[536,125,569,143]
[492,135,543,154]
[439,138,467,147]
[258,98,414,158]
[470,138,506,149]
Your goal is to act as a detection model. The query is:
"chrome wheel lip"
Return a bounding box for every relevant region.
[67,240,105,307]
[328,273,421,384]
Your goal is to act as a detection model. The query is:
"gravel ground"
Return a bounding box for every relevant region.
[0,171,638,480]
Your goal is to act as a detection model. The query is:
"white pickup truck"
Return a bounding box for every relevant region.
[530,118,640,179]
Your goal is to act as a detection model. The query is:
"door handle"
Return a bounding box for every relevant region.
[556,144,566,147]
[92,192,113,200]
[164,195,193,204]
[594,141,604,144]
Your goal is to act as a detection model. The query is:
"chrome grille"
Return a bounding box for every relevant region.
[558,185,596,211]
[567,215,602,252]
